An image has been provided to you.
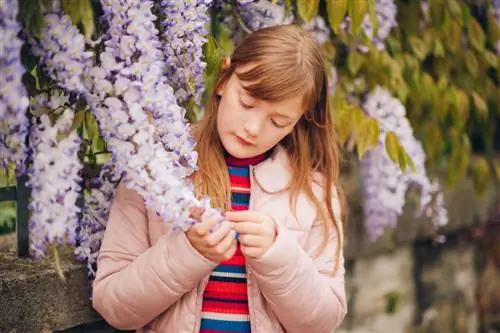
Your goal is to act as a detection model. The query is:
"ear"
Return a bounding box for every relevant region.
[222,57,231,70]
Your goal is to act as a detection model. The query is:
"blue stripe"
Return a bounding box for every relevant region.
[200,318,251,332]
[214,265,247,274]
[231,192,250,204]
[228,167,250,176]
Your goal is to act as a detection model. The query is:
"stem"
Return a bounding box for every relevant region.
[52,243,66,282]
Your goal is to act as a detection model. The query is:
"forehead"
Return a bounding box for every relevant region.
[230,74,306,118]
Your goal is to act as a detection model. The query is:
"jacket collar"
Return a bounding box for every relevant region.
[252,144,291,193]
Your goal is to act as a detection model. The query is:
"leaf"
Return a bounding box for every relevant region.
[471,92,488,120]
[366,117,380,146]
[455,89,470,120]
[80,0,95,39]
[408,36,428,60]
[347,51,365,76]
[446,0,462,22]
[62,0,81,25]
[464,50,478,77]
[433,38,445,57]
[397,146,407,171]
[334,101,354,145]
[356,117,379,159]
[471,156,490,195]
[483,50,498,68]
[367,0,378,38]
[297,0,320,23]
[385,131,399,164]
[326,0,348,34]
[446,21,462,53]
[467,17,485,52]
[69,110,86,134]
[348,0,369,36]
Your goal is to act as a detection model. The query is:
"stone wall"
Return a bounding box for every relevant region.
[0,179,499,333]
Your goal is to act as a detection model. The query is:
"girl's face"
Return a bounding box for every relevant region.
[216,70,305,159]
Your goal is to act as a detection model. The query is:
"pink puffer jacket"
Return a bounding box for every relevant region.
[92,145,347,333]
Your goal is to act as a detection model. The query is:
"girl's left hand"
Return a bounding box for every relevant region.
[225,211,277,259]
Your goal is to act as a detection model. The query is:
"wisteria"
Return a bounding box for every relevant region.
[160,0,212,108]
[29,11,93,94]
[86,0,216,230]
[223,0,292,44]
[75,160,122,278]
[360,86,448,241]
[27,102,82,258]
[0,0,29,173]
[341,0,398,52]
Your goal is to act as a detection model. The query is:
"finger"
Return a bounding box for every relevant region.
[212,229,236,255]
[240,245,262,259]
[197,213,222,236]
[238,234,263,247]
[232,222,263,235]
[225,210,262,223]
[205,221,231,246]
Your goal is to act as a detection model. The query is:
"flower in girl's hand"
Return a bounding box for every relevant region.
[225,211,277,259]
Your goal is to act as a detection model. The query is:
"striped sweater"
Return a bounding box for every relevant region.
[199,153,268,333]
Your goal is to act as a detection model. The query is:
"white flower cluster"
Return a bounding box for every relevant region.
[361,86,448,241]
[160,0,213,107]
[0,0,29,173]
[30,12,93,93]
[27,96,82,258]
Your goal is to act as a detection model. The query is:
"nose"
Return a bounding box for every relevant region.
[243,115,264,138]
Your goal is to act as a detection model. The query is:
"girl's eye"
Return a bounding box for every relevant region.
[271,119,287,128]
[240,99,254,109]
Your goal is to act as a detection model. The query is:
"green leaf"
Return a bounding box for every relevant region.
[366,117,380,146]
[471,156,490,194]
[62,0,81,25]
[396,146,407,171]
[80,0,95,39]
[334,102,354,146]
[471,92,488,120]
[464,50,478,77]
[297,0,320,23]
[446,0,462,22]
[355,116,379,159]
[483,50,498,68]
[367,0,378,38]
[385,131,399,164]
[326,0,348,34]
[347,51,365,76]
[408,36,428,60]
[467,17,485,52]
[433,38,445,57]
[348,0,369,36]
[446,21,462,53]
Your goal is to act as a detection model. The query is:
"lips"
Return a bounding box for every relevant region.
[236,135,254,146]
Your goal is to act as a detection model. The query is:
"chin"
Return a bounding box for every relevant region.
[222,137,258,159]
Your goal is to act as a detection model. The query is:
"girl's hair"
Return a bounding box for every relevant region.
[192,24,346,271]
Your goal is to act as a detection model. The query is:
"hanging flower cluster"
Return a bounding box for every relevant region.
[160,0,213,107]
[29,11,93,94]
[27,98,82,258]
[0,0,29,173]
[85,0,216,231]
[360,86,448,241]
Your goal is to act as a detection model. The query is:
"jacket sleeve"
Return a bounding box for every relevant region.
[92,182,217,330]
[247,191,347,333]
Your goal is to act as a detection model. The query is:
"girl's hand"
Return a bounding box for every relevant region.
[225,211,277,259]
[186,211,237,263]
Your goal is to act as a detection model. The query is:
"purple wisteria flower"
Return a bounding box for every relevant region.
[29,11,93,93]
[492,0,500,54]
[160,0,212,108]
[0,0,29,173]
[360,86,448,241]
[27,104,82,258]
[341,0,398,52]
[86,0,218,230]
[75,160,122,278]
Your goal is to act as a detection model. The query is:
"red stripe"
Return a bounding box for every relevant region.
[202,301,249,314]
[204,281,248,294]
[228,175,250,186]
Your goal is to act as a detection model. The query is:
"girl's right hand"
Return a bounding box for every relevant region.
[186,212,237,263]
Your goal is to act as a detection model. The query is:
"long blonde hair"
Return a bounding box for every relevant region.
[192,24,346,270]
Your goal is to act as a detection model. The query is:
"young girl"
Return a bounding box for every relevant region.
[92,24,347,333]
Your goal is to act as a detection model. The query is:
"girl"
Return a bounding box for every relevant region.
[92,24,347,333]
